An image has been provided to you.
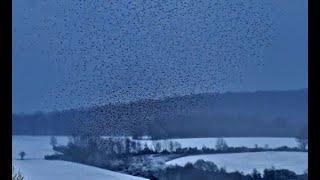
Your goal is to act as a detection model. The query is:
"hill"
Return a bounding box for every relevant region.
[12,89,308,138]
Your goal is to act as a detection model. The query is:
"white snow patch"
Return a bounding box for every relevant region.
[12,136,147,180]
[166,151,308,175]
[12,159,147,180]
[12,136,69,159]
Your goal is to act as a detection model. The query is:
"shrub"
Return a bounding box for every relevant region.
[251,168,262,180]
[44,153,64,160]
[263,168,297,180]
[193,159,219,172]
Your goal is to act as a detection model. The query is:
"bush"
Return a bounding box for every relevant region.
[263,168,297,180]
[193,159,219,172]
[251,168,262,180]
[44,153,64,160]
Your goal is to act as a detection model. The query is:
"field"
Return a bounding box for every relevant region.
[12,159,147,180]
[12,136,147,180]
[166,151,308,175]
[12,136,307,179]
[12,136,69,159]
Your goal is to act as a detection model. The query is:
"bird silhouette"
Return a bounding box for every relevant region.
[16,0,277,137]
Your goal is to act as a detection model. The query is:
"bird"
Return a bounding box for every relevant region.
[15,0,278,136]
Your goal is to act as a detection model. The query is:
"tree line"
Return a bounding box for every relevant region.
[13,90,308,138]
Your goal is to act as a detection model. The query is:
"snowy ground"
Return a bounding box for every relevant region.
[12,159,146,180]
[166,151,308,175]
[137,137,299,150]
[12,136,69,159]
[12,136,305,179]
[12,136,147,180]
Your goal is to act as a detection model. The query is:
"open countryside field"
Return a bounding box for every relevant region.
[12,136,69,159]
[12,136,147,180]
[12,159,147,180]
[166,151,308,175]
[12,135,307,178]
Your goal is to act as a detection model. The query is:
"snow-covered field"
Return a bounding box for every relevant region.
[166,151,308,175]
[12,136,299,160]
[12,159,146,180]
[12,136,147,180]
[12,136,306,179]
[12,136,69,159]
[137,137,299,150]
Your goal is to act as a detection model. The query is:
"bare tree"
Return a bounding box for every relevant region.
[130,140,137,153]
[50,136,58,148]
[136,141,142,152]
[115,139,124,154]
[173,141,182,151]
[162,140,170,151]
[169,141,174,152]
[215,138,228,151]
[143,142,149,150]
[106,138,116,154]
[296,126,308,151]
[124,138,131,154]
[154,142,162,153]
[296,138,308,151]
[168,141,182,152]
[18,151,26,160]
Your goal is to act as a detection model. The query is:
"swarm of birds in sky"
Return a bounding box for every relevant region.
[16,0,278,136]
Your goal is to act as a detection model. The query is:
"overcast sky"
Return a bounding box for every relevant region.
[12,0,307,113]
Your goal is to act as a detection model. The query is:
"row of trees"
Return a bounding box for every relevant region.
[16,135,305,162]
[50,135,183,155]
[46,136,309,165]
[49,135,308,154]
[48,136,246,156]
[159,160,308,180]
[44,136,308,179]
[46,136,307,165]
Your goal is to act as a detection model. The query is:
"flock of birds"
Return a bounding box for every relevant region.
[15,0,277,136]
